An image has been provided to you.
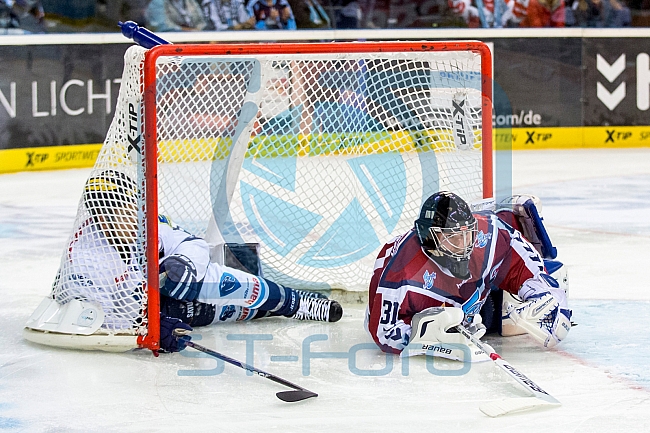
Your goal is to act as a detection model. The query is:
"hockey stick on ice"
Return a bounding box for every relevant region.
[454,325,561,417]
[174,331,318,402]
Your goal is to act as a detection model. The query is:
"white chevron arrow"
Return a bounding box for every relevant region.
[597,54,626,83]
[597,81,626,110]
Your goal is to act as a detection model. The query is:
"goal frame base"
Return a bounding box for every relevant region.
[23,328,138,353]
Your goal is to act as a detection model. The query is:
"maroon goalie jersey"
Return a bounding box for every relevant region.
[366,212,548,354]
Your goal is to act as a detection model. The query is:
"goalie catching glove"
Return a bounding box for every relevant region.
[503,292,572,348]
[401,307,492,363]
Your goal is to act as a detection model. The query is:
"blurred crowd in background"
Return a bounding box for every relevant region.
[1,0,648,35]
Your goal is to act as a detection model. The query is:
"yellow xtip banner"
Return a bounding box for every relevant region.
[0,144,103,174]
[2,126,650,174]
[496,126,650,150]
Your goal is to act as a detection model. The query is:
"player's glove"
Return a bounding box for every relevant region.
[504,293,572,348]
[159,314,192,352]
[159,254,200,302]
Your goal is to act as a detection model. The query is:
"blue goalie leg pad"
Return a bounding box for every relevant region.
[521,199,557,260]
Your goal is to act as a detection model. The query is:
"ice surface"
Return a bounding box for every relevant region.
[1,149,650,432]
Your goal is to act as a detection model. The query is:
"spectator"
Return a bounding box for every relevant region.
[96,0,150,29]
[335,0,362,28]
[501,0,528,26]
[519,0,565,26]
[568,0,631,26]
[605,0,631,26]
[1,0,20,32]
[568,0,606,25]
[451,0,565,27]
[202,0,255,30]
[568,0,604,25]
[246,0,297,29]
[447,0,496,27]
[564,0,578,25]
[1,0,44,34]
[145,0,208,31]
[287,0,330,28]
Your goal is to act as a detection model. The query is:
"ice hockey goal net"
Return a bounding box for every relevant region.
[29,41,492,351]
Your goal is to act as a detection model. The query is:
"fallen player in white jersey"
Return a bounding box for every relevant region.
[42,170,343,352]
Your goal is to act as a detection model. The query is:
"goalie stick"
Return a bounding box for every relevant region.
[174,331,318,402]
[454,325,561,417]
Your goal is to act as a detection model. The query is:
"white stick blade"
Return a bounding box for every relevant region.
[479,396,561,417]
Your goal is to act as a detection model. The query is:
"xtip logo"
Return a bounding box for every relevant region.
[25,151,48,167]
[597,53,650,111]
[451,93,474,151]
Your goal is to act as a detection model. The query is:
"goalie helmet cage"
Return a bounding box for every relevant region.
[39,41,493,352]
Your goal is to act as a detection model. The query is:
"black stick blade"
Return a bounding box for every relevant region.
[276,390,318,402]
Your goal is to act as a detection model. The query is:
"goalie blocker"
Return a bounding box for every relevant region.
[402,306,493,363]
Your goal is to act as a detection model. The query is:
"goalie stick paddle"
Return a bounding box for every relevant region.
[175,332,318,402]
[454,325,561,417]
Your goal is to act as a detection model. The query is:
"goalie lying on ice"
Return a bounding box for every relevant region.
[365,191,571,362]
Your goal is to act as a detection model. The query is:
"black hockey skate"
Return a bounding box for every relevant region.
[291,293,342,322]
[294,289,328,300]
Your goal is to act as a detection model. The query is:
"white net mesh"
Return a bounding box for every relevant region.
[50,43,489,337]
[50,46,148,336]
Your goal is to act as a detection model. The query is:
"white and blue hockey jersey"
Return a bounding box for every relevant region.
[52,216,270,330]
